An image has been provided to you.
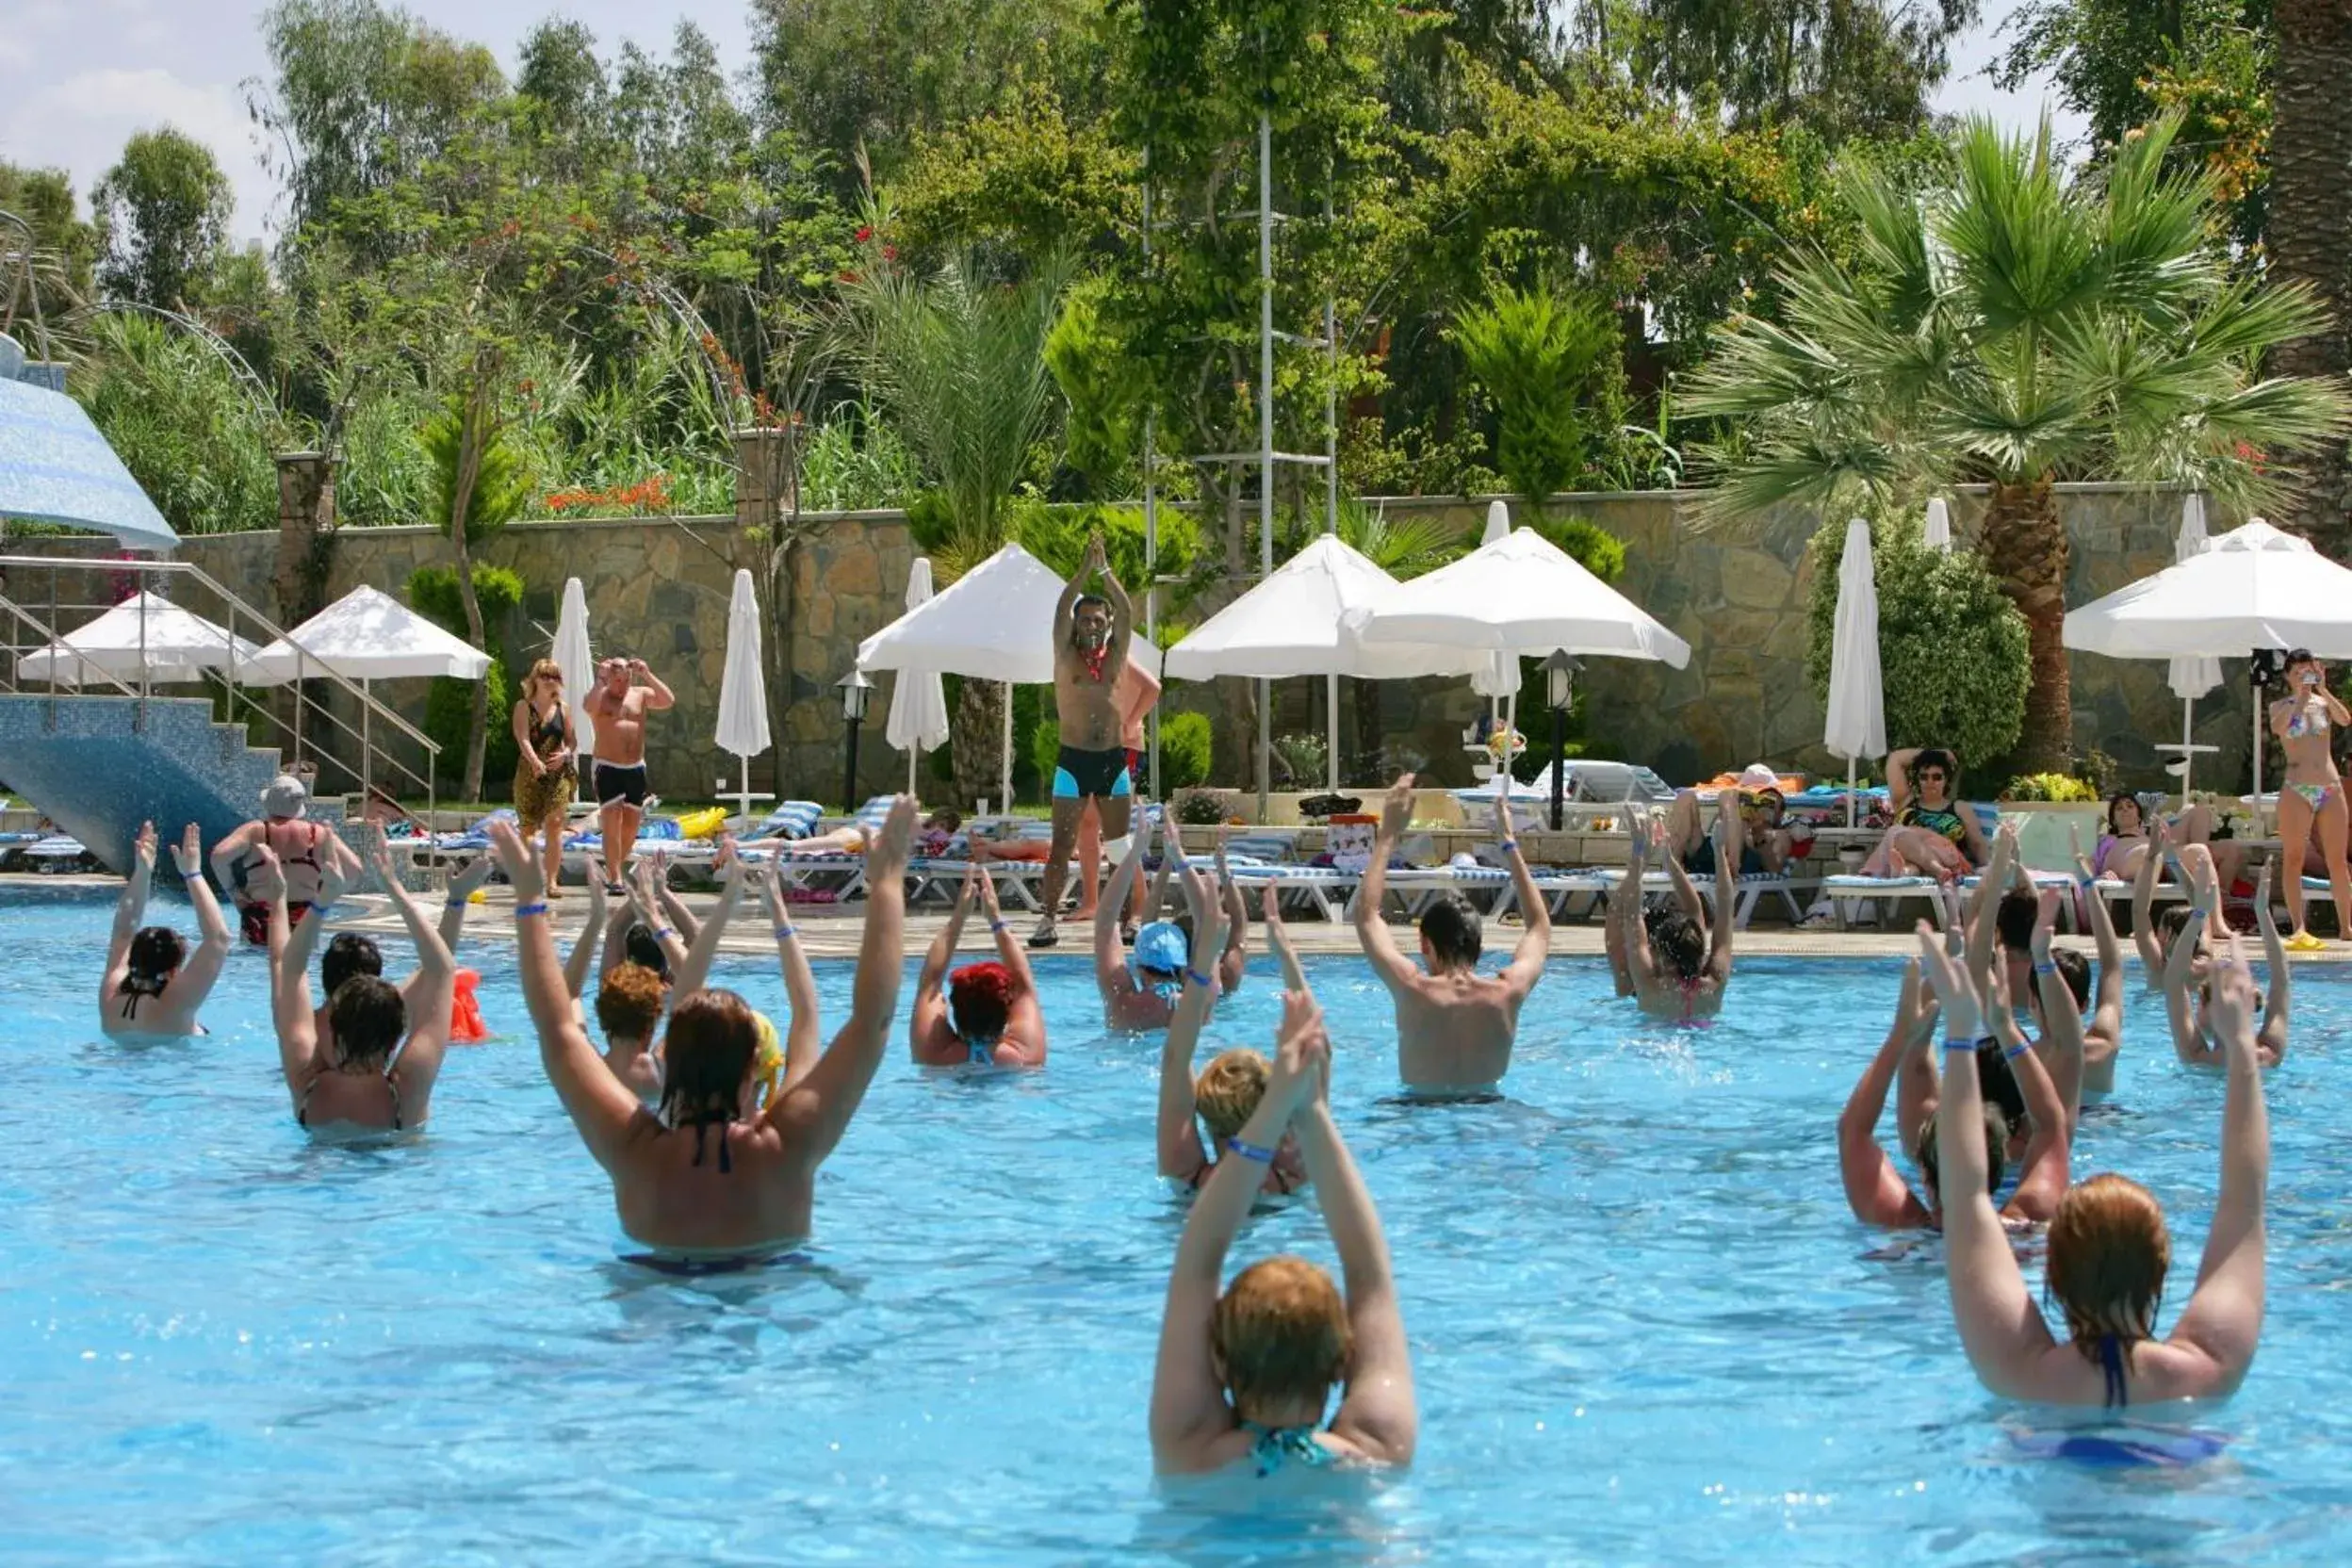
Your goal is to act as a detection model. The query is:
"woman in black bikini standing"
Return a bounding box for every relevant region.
[512,658,579,897]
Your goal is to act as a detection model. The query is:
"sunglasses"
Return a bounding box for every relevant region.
[1917,770,1948,782]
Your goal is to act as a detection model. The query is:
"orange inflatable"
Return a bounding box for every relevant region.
[449,969,491,1044]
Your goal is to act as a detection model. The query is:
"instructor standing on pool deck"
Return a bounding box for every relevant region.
[1031,534,1134,949]
[585,655,673,894]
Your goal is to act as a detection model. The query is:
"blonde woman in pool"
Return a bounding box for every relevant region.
[1915,918,2270,1406]
[1155,879,1310,1197]
[487,799,915,1258]
[1151,987,1415,1476]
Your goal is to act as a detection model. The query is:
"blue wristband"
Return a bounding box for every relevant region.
[1942,1034,1982,1055]
[2034,960,2056,976]
[1184,967,1213,988]
[514,902,548,920]
[988,919,1007,934]
[653,927,676,941]
[446,897,470,909]
[1225,1136,1275,1165]
[1501,840,1518,855]
[774,924,796,940]
[2005,1040,2031,1061]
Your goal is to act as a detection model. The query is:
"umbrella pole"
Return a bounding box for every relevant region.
[908,745,918,800]
[2252,693,2265,837]
[362,678,371,804]
[2180,696,2196,803]
[1001,681,1013,814]
[1847,758,1856,829]
[1325,671,1339,793]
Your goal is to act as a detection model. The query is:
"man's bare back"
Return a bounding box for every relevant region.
[1390,972,1525,1093]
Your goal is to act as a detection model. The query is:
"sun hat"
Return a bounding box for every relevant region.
[260,775,309,818]
[1133,922,1189,976]
[1736,763,1781,792]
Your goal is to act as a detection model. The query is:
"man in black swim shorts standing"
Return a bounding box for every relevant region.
[1031,534,1134,949]
[584,654,674,894]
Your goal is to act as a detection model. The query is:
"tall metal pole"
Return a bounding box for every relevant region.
[1142,146,1161,802]
[1256,107,1274,822]
[1323,189,1340,794]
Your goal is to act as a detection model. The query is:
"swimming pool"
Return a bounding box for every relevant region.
[8,886,2352,1563]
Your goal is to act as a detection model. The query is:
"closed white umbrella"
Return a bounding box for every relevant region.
[1922,497,1953,553]
[885,558,952,796]
[2065,517,2352,828]
[15,591,261,685]
[858,544,1161,808]
[1823,519,1887,826]
[552,576,596,760]
[1470,500,1522,782]
[714,569,771,827]
[2162,496,2225,796]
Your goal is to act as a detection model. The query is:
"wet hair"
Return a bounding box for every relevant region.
[1418,892,1482,970]
[119,926,186,1012]
[1916,1104,2008,1200]
[659,988,758,1131]
[1194,1048,1269,1144]
[1974,1040,2029,1135]
[595,962,667,1044]
[2051,948,2092,1010]
[327,974,406,1069]
[1911,748,1959,791]
[322,932,384,997]
[2046,1174,2170,1356]
[625,923,672,978]
[2106,792,2144,836]
[1211,1254,1351,1418]
[1647,910,1706,982]
[1996,891,2037,954]
[2157,905,2198,944]
[948,960,1016,1043]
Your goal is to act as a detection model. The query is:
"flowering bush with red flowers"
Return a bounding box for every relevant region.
[542,474,676,515]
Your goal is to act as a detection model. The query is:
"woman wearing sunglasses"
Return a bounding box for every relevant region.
[1861,746,1987,881]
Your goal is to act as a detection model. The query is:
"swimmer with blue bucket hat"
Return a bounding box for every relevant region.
[1096,816,1248,1033]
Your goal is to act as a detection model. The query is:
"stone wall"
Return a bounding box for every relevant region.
[3,483,2269,804]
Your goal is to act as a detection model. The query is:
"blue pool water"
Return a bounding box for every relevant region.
[8,886,2352,1563]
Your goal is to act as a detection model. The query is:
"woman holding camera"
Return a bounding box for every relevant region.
[2269,649,2350,952]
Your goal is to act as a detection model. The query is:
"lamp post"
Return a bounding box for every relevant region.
[837,669,873,812]
[1543,651,1582,832]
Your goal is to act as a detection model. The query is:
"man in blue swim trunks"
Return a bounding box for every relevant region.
[1031,533,1135,948]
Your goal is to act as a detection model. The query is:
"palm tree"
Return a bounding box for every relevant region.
[842,250,1071,808]
[2267,0,2352,549]
[1683,113,2351,770]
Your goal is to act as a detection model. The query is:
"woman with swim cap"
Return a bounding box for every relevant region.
[488,800,916,1258]
[1151,987,1415,1476]
[1157,879,1310,1195]
[263,838,457,1134]
[1097,818,1247,1032]
[1915,917,2271,1405]
[102,822,232,1038]
[912,864,1046,1067]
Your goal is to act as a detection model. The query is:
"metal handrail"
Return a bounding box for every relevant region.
[0,556,444,815]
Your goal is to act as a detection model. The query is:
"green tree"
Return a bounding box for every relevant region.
[1449,279,1627,507]
[421,377,531,800]
[0,161,99,339]
[74,313,277,535]
[1043,273,1147,498]
[92,128,235,308]
[1684,114,2351,771]
[843,248,1071,808]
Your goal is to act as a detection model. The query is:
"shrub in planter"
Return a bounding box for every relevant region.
[1176,788,1230,825]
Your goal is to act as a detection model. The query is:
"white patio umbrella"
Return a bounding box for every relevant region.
[1922,497,1953,553]
[2161,495,2224,796]
[884,557,952,796]
[857,543,1161,808]
[15,591,261,685]
[1165,533,1485,791]
[244,584,492,797]
[714,569,772,827]
[1468,500,1523,780]
[2065,516,2352,829]
[1822,519,1886,826]
[551,576,596,760]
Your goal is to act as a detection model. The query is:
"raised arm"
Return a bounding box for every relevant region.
[1611,817,1663,1000]
[487,823,643,1168]
[1916,924,2059,1398]
[159,825,232,1013]
[918,864,977,1010]
[2132,815,2170,982]
[2164,933,2270,1396]
[1989,962,2072,1220]
[2252,858,2290,1065]
[630,658,675,711]
[757,864,825,1087]
[1157,871,1231,1183]
[564,858,612,1002]
[1150,988,1324,1473]
[433,854,492,956]
[1216,843,1249,993]
[371,840,455,1096]
[1094,536,1135,668]
[257,848,318,1092]
[1886,748,1920,812]
[1351,774,1419,991]
[627,859,690,977]
[1837,960,1935,1228]
[1301,1011,1416,1467]
[2070,827,2125,1077]
[1260,882,1306,993]
[1097,825,1149,1000]
[651,856,700,946]
[764,798,916,1161]
[1965,822,2016,988]
[2027,889,2087,1135]
[670,842,744,1003]
[1495,790,1552,997]
[101,821,158,1005]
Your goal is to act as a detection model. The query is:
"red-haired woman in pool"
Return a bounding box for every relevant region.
[911,865,1047,1067]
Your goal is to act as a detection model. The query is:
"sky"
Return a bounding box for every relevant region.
[1,1,2086,248]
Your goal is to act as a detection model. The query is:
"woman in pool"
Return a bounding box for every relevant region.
[210,774,366,945]
[1915,919,2270,1406]
[262,838,457,1133]
[2164,846,2291,1070]
[511,659,580,897]
[1861,747,1986,880]
[101,821,231,1038]
[1151,987,1415,1477]
[911,864,1046,1067]
[1608,807,1734,1021]
[2269,649,2351,951]
[486,799,915,1256]
[279,853,493,1058]
[1156,881,1310,1196]
[1098,818,1247,1033]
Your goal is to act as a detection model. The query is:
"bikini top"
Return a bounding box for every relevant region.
[265,818,324,872]
[532,702,568,747]
[1243,1421,1334,1477]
